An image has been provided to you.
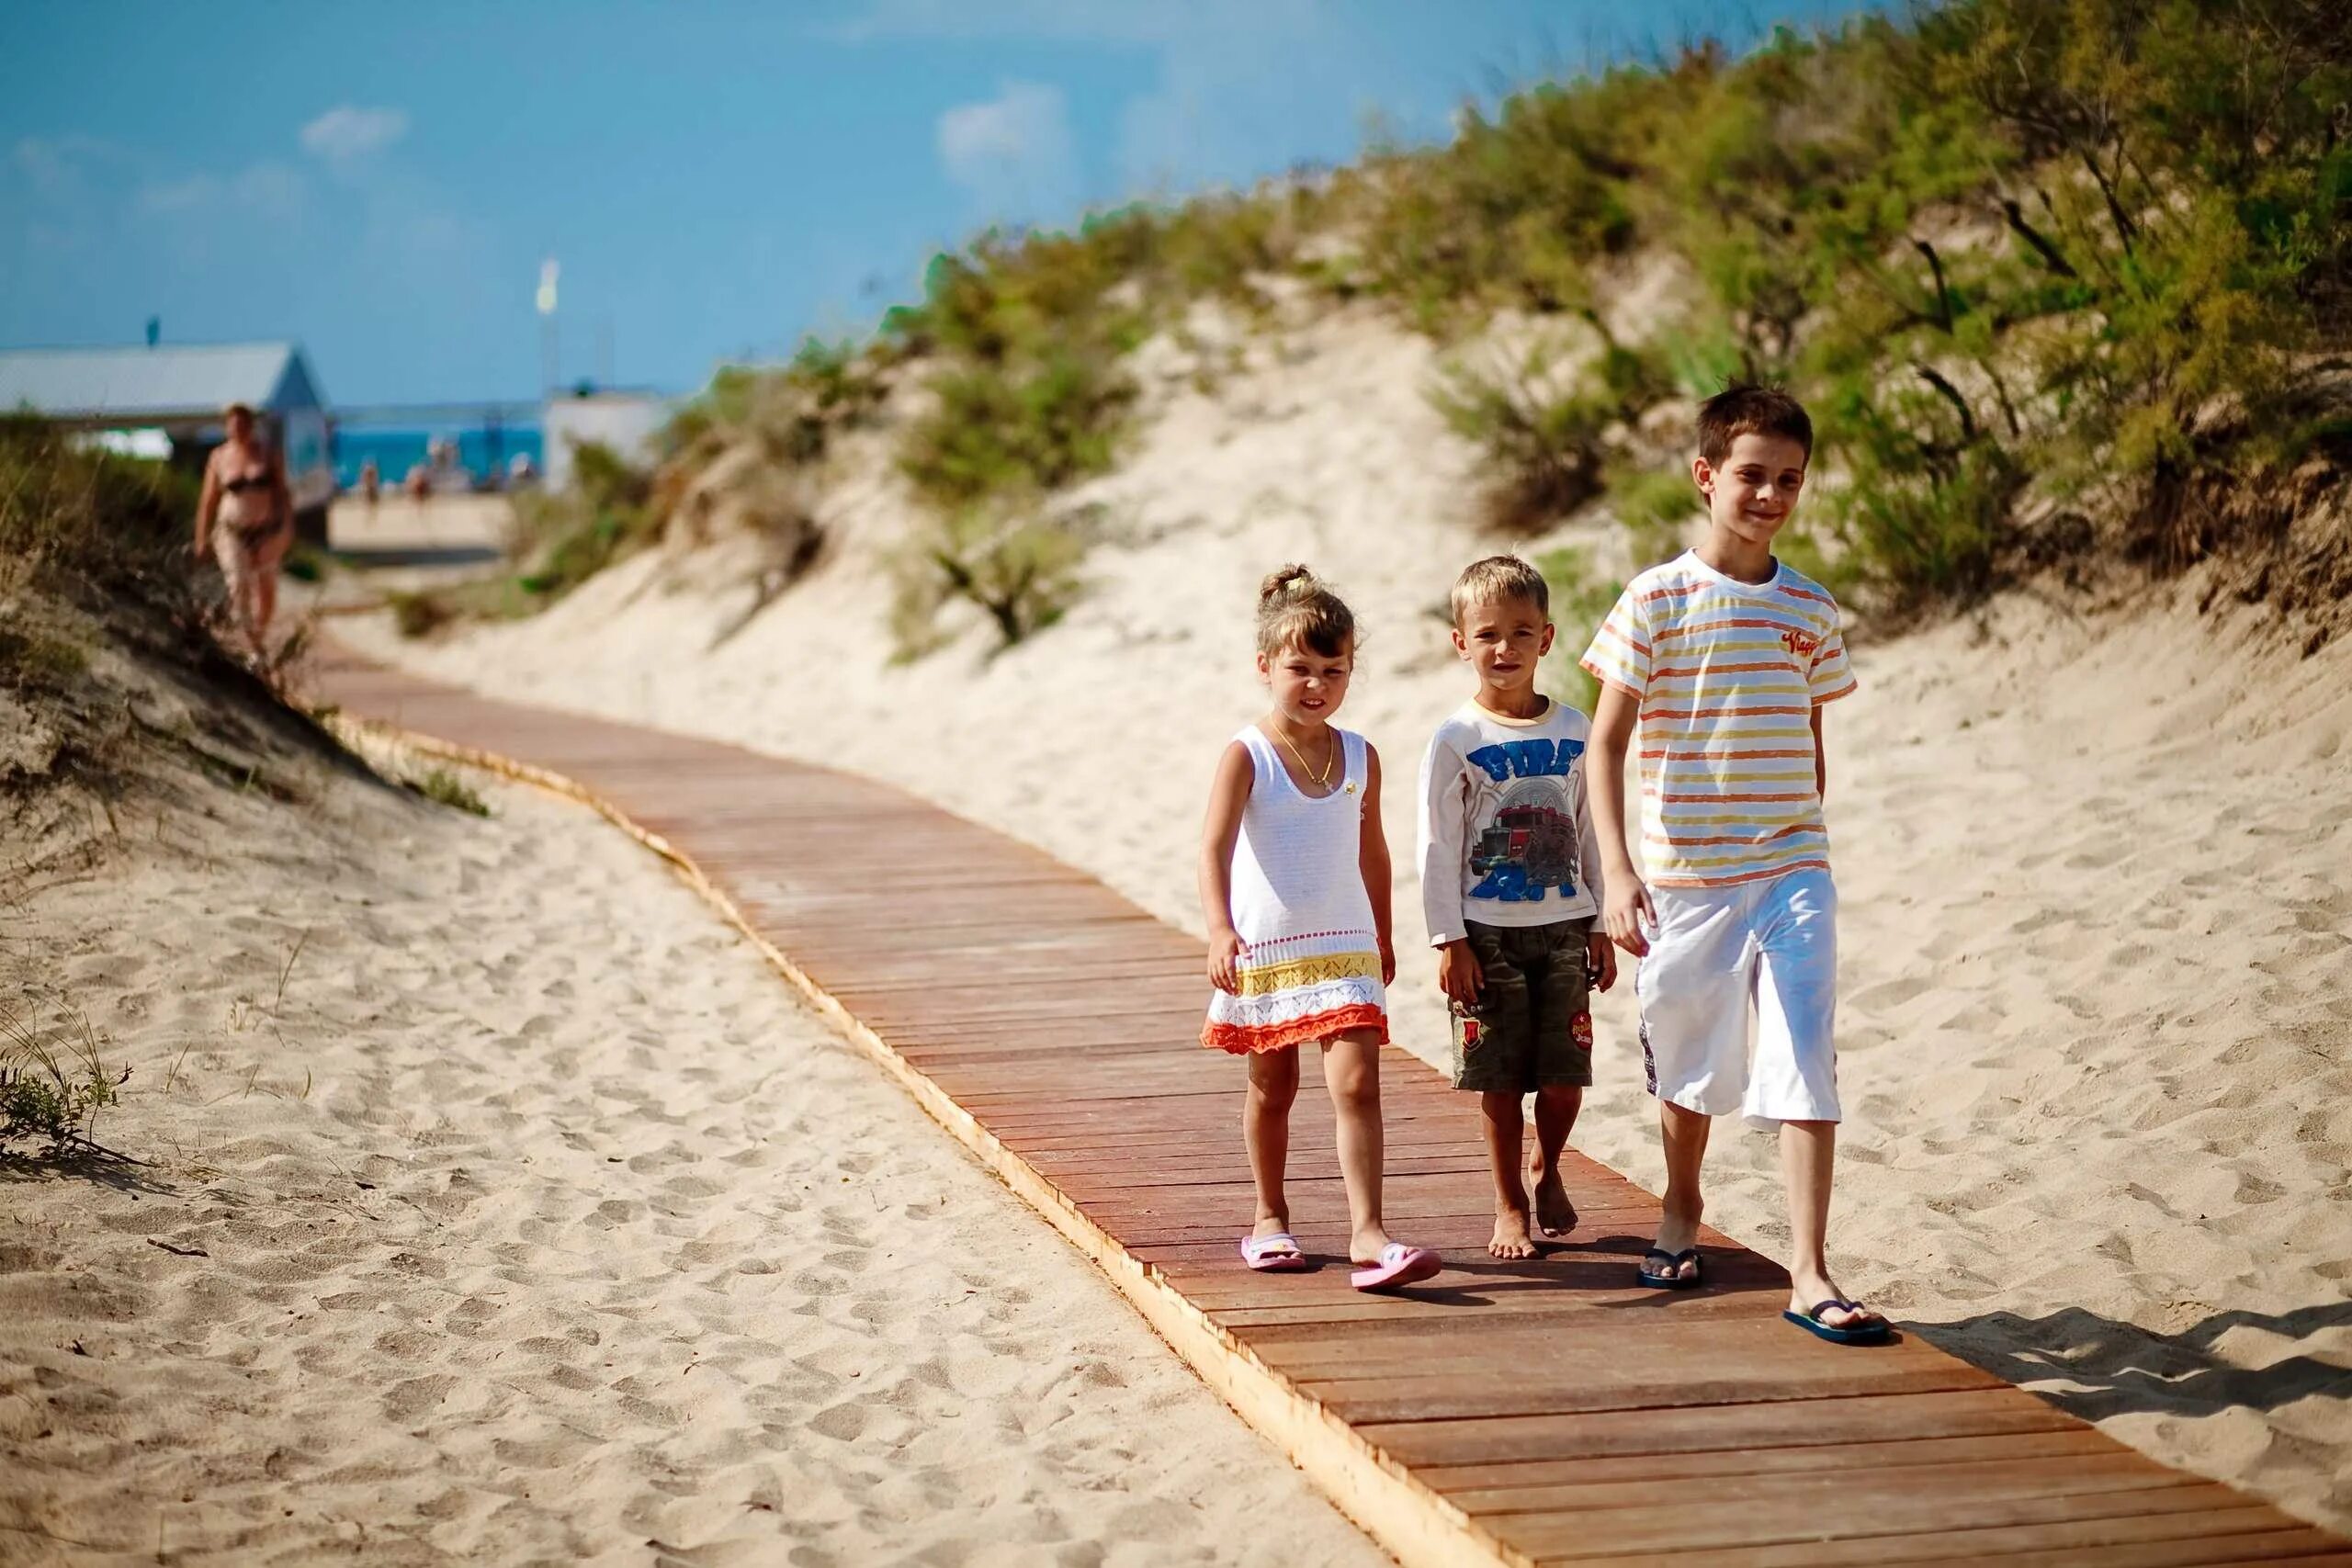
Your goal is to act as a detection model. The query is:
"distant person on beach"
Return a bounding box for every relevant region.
[1199,566,1441,1292]
[359,457,380,508]
[1581,384,1889,1344]
[193,401,293,657]
[404,461,430,502]
[1418,555,1616,1260]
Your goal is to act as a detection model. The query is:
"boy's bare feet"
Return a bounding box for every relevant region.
[1488,1207,1538,1259]
[1530,1160,1577,1237]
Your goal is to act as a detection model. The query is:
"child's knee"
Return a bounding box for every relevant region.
[1327,1061,1379,1111]
[1247,1052,1300,1106]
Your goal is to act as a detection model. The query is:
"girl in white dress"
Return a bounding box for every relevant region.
[1199,566,1442,1292]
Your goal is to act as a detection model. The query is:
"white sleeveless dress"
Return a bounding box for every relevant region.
[1203,726,1389,1054]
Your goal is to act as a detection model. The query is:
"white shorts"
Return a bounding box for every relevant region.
[1636,867,1839,1126]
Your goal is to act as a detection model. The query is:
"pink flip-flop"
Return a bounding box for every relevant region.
[1351,1242,1441,1292]
[1240,1232,1308,1272]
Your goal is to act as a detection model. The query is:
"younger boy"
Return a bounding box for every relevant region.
[1418,557,1617,1260]
[1580,384,1888,1342]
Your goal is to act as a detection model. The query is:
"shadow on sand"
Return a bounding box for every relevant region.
[1924,1300,2352,1424]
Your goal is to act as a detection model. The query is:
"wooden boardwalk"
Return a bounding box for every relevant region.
[316,648,2347,1568]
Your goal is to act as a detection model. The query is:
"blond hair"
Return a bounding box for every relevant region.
[1256,564,1356,658]
[1449,554,1550,626]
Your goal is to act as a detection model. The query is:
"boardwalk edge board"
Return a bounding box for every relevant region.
[335,714,1525,1568]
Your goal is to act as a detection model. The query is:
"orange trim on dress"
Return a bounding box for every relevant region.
[1202,1003,1388,1055]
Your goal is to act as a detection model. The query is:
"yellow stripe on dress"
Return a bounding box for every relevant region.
[1233,951,1384,997]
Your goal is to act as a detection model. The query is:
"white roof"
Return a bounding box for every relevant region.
[0,342,325,419]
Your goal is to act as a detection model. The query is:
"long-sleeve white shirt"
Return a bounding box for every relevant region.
[1416,698,1606,947]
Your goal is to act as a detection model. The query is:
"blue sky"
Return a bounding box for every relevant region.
[3,1,1879,405]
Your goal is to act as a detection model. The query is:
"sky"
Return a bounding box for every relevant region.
[2,1,1882,406]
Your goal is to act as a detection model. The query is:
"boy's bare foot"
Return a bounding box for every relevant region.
[1530,1163,1577,1237]
[1488,1208,1538,1259]
[1649,1202,1703,1283]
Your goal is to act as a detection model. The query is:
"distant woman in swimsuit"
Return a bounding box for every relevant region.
[194,401,293,655]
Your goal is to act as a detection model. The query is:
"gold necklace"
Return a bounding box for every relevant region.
[1274,727,1335,789]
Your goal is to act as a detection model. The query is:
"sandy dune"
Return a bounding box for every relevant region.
[2,749,1387,1565]
[331,308,2352,1533]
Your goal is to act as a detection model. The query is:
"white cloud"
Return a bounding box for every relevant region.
[232,162,307,218]
[13,133,130,195]
[133,161,307,220]
[299,105,410,162]
[937,81,1080,224]
[137,173,220,214]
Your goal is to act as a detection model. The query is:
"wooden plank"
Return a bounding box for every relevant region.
[1415,1427,2119,1491]
[1453,1450,2190,1517]
[318,648,2344,1568]
[1555,1507,2323,1567]
[1357,1388,2087,1468]
[1514,1479,2246,1558]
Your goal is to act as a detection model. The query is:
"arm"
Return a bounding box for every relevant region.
[1417,736,1482,1006]
[1576,743,1618,992]
[1812,705,1828,803]
[1589,681,1655,957]
[195,456,220,557]
[1360,744,1395,986]
[1198,741,1254,992]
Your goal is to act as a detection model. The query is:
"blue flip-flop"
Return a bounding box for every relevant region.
[1638,1247,1702,1290]
[1783,1299,1892,1344]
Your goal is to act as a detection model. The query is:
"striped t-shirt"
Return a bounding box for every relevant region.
[1579,550,1857,888]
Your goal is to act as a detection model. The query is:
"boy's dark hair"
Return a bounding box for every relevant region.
[1450,555,1549,625]
[1698,383,1813,466]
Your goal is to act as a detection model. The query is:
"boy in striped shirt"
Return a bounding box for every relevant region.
[1580,384,1889,1344]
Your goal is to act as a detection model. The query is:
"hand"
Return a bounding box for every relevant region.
[1207,929,1247,994]
[1378,940,1396,987]
[1436,939,1482,1008]
[1603,874,1656,958]
[1587,930,1618,992]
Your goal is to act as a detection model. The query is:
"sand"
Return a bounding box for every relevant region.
[331,305,2352,1534]
[1,740,1388,1564]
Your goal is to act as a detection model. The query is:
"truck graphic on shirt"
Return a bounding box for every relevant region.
[1466,777,1581,903]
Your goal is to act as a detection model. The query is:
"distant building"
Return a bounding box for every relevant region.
[0,341,334,545]
[541,388,666,491]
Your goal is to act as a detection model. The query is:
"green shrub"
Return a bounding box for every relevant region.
[1532,545,1626,714]
[0,1001,121,1152]
[1432,328,1672,534]
[0,626,90,685]
[505,439,659,600]
[889,508,1087,658]
[1601,468,1701,568]
[408,764,490,817]
[0,416,201,611]
[663,338,889,470]
[386,588,454,638]
[900,348,1136,511]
